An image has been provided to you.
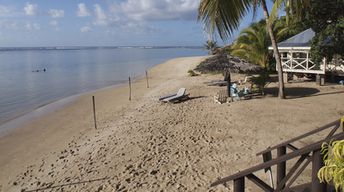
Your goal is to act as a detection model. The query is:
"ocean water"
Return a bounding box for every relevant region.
[0,47,206,126]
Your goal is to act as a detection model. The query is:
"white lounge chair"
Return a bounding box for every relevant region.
[160,88,189,103]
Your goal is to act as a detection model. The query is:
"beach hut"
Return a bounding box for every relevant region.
[269,28,344,84]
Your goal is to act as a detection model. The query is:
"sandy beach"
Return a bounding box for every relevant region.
[1,56,344,192]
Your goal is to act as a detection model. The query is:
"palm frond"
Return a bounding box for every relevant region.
[318,140,344,191]
[270,0,284,22]
[230,20,270,68]
[198,0,252,40]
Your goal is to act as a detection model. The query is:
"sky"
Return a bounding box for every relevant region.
[0,0,270,47]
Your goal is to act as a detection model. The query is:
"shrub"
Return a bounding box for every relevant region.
[318,139,344,191]
[250,72,270,95]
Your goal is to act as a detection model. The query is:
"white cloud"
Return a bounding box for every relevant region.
[121,21,158,34]
[118,0,199,21]
[49,20,60,30]
[48,9,64,18]
[80,26,91,32]
[0,20,17,29]
[93,4,107,26]
[0,5,10,17]
[33,23,40,30]
[25,22,40,30]
[24,2,38,16]
[77,3,90,17]
[49,20,58,26]
[81,0,197,34]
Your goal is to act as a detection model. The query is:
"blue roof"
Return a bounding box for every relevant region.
[277,28,315,47]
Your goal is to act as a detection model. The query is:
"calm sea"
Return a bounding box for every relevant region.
[0,47,206,126]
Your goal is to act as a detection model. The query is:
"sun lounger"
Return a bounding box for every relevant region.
[158,93,177,101]
[160,88,189,103]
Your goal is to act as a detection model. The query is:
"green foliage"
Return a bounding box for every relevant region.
[230,20,270,69]
[318,140,344,191]
[230,17,308,70]
[204,40,219,55]
[270,0,310,25]
[198,0,310,40]
[198,0,253,40]
[273,16,309,42]
[198,0,310,99]
[250,72,270,94]
[309,0,344,64]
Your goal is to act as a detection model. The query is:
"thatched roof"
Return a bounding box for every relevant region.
[195,51,262,74]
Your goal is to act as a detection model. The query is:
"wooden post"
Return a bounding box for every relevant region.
[283,72,289,83]
[263,151,274,188]
[323,58,327,75]
[277,146,286,189]
[145,70,149,88]
[224,69,231,97]
[129,77,132,101]
[92,96,97,129]
[233,177,245,192]
[312,149,326,192]
[287,73,293,81]
[316,74,325,86]
[306,52,309,70]
[290,51,293,69]
[320,75,325,86]
[316,74,320,85]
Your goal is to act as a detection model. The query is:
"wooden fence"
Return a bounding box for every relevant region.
[211,119,342,192]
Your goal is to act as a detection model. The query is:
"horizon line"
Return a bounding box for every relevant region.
[0,45,204,48]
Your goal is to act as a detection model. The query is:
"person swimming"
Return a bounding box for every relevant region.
[32,68,46,72]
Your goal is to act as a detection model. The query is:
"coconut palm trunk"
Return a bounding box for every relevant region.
[261,0,285,98]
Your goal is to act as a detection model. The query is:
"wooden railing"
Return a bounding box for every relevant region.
[211,119,342,192]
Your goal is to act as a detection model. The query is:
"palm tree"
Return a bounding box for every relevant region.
[261,1,286,98]
[231,17,308,70]
[231,21,270,69]
[273,16,308,42]
[204,40,219,55]
[271,0,310,25]
[199,0,286,98]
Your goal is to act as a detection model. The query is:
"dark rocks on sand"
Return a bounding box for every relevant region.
[195,51,262,74]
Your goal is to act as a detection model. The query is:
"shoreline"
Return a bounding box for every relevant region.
[0,56,177,137]
[0,79,133,138]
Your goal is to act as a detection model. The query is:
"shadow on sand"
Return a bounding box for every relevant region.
[264,87,344,99]
[160,96,206,104]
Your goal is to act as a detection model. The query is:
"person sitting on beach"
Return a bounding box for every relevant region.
[230,83,240,101]
[231,83,251,101]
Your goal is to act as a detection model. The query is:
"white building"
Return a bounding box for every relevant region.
[269,28,344,83]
